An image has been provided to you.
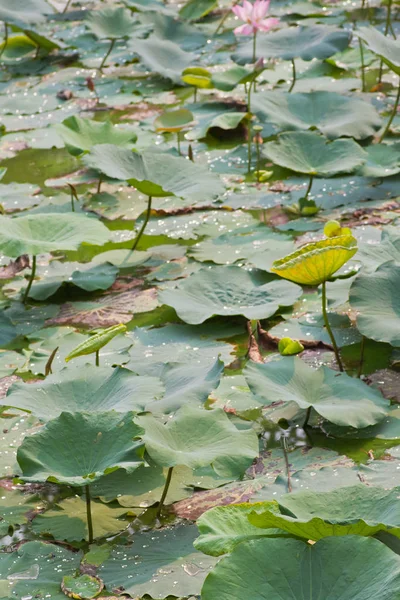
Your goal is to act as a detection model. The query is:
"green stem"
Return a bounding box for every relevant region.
[247,119,252,173]
[359,38,366,92]
[99,37,115,72]
[85,485,94,544]
[34,44,41,60]
[177,133,181,155]
[379,0,394,82]
[131,196,152,252]
[357,335,366,378]
[384,0,393,37]
[322,281,344,372]
[95,349,100,367]
[252,30,257,63]
[23,255,37,304]
[193,87,197,103]
[157,467,173,519]
[288,59,296,92]
[256,139,261,182]
[281,437,292,493]
[379,77,400,142]
[303,406,312,429]
[0,23,8,60]
[304,175,314,200]
[97,176,102,194]
[247,79,253,113]
[62,0,73,12]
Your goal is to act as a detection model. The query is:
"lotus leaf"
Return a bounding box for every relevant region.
[83,146,224,200]
[33,496,133,541]
[263,132,367,177]
[0,541,81,600]
[6,365,163,421]
[86,7,136,39]
[349,261,400,346]
[136,405,259,477]
[0,213,110,257]
[99,525,217,598]
[201,536,400,600]
[356,27,400,75]
[244,357,389,428]
[56,116,137,157]
[159,266,302,324]
[233,25,351,63]
[249,485,400,541]
[17,411,144,485]
[194,502,281,556]
[271,234,357,286]
[252,91,381,140]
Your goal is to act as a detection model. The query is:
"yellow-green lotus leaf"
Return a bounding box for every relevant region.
[271,235,358,286]
[182,67,213,89]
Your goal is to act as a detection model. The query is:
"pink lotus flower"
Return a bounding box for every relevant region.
[232,0,279,35]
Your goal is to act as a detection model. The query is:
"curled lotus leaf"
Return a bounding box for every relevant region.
[65,324,127,362]
[271,235,358,286]
[182,67,213,88]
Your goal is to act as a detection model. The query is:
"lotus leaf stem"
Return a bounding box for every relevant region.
[379,76,400,142]
[85,484,94,544]
[157,466,173,519]
[321,281,344,372]
[99,38,115,72]
[193,87,197,103]
[177,133,181,156]
[23,255,37,304]
[97,176,103,194]
[95,349,100,367]
[0,23,8,60]
[303,406,312,430]
[247,119,252,173]
[359,39,366,92]
[304,175,314,200]
[62,0,73,13]
[68,184,79,212]
[131,196,152,252]
[288,59,296,93]
[357,335,366,378]
[281,436,292,492]
[256,137,261,182]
